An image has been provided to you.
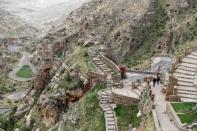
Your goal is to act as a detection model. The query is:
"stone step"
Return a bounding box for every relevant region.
[94,62,104,66]
[101,90,110,93]
[106,121,116,126]
[113,82,120,86]
[103,108,112,112]
[99,66,109,70]
[95,61,103,64]
[176,86,197,92]
[102,107,112,112]
[100,91,109,96]
[107,125,116,130]
[101,97,109,100]
[101,100,108,104]
[191,52,197,57]
[100,66,110,70]
[107,123,116,127]
[177,66,196,72]
[106,110,113,114]
[175,69,195,76]
[182,58,197,65]
[105,90,111,94]
[181,98,197,102]
[106,82,113,84]
[108,129,116,131]
[105,113,114,117]
[106,118,115,122]
[179,63,197,69]
[176,77,194,83]
[102,68,111,72]
[173,73,194,79]
[184,56,197,62]
[93,57,100,61]
[107,85,112,88]
[106,79,113,82]
[98,64,107,67]
[101,95,109,98]
[177,90,197,95]
[186,55,197,60]
[98,65,108,69]
[100,92,108,96]
[100,104,110,108]
[107,83,112,85]
[177,81,194,86]
[107,86,112,88]
[101,97,109,101]
[177,93,197,100]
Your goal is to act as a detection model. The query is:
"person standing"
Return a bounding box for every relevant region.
[153,78,157,87]
[157,74,161,85]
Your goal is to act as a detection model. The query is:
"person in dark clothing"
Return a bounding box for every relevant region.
[157,74,161,85]
[153,78,157,87]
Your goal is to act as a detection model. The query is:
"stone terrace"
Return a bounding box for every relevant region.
[173,51,197,102]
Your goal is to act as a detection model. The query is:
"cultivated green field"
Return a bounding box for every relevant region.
[16,65,33,78]
[171,102,197,124]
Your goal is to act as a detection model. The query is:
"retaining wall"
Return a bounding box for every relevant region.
[166,102,189,131]
[112,74,122,82]
[127,69,160,75]
[111,91,139,105]
[152,109,162,131]
[88,71,106,80]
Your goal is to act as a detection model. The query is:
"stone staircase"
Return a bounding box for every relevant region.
[173,52,197,102]
[98,80,118,131]
[89,48,118,131]
[88,46,121,130]
[98,89,118,131]
[93,57,112,74]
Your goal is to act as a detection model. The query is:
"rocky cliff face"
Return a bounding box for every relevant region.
[43,0,155,63]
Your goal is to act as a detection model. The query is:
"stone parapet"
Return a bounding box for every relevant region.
[111,91,139,105]
[152,109,161,131]
[127,69,160,75]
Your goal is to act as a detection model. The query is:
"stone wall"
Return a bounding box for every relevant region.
[166,102,189,131]
[88,71,106,81]
[166,74,177,100]
[112,74,122,83]
[99,55,120,74]
[111,91,139,105]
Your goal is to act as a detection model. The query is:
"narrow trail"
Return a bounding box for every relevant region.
[152,83,179,131]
